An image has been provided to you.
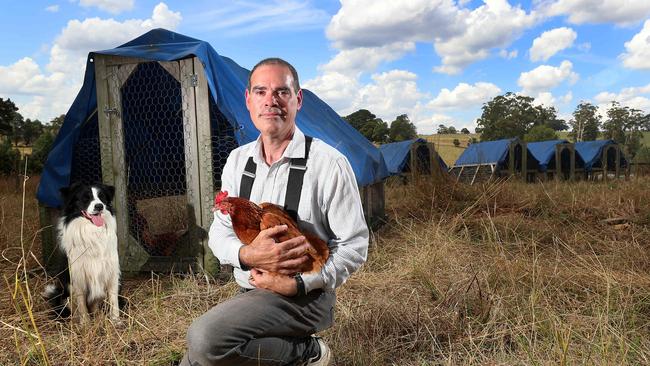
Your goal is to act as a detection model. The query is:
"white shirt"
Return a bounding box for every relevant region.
[208,127,369,293]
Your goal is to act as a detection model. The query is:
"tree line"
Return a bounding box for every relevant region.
[0,97,63,175]
[342,109,418,144]
[342,92,649,163]
[475,92,649,159]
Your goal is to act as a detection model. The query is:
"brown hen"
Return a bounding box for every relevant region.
[213,191,329,274]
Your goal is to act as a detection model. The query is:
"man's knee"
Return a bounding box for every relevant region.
[186,315,232,362]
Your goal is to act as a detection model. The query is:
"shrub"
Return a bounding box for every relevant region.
[0,139,20,175]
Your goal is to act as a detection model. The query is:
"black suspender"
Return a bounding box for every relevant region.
[239,157,257,200]
[284,136,312,221]
[238,136,313,222]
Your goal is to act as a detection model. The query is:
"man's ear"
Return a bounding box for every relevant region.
[296,89,303,110]
[245,88,251,111]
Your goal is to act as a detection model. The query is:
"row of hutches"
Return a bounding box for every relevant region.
[35,29,630,277]
[447,138,629,184]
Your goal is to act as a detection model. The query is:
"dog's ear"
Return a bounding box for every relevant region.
[102,184,116,203]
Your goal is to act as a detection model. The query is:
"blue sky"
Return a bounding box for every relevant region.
[2,0,650,134]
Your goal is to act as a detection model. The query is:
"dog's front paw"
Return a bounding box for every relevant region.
[110,317,125,328]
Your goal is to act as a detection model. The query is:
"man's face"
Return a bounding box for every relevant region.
[245,64,303,139]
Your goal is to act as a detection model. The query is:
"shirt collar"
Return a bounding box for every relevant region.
[251,126,307,165]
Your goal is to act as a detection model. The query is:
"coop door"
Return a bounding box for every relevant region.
[94,55,214,273]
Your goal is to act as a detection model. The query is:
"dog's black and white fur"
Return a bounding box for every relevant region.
[43,183,120,323]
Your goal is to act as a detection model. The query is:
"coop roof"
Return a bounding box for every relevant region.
[575,140,627,171]
[379,138,448,175]
[526,139,569,172]
[453,138,517,167]
[37,28,388,207]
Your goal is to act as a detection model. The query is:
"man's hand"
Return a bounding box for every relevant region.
[239,225,311,275]
[248,268,297,297]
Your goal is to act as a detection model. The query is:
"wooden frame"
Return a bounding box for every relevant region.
[93,54,216,273]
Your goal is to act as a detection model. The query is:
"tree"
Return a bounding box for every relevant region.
[569,102,600,142]
[437,124,449,134]
[0,139,20,175]
[452,138,460,147]
[21,119,44,145]
[360,118,389,144]
[447,126,457,134]
[9,112,25,146]
[389,114,417,142]
[47,114,66,136]
[343,109,389,143]
[524,125,558,142]
[603,102,645,158]
[0,98,18,136]
[343,109,376,131]
[535,105,567,131]
[460,127,470,134]
[476,92,538,141]
[27,131,55,173]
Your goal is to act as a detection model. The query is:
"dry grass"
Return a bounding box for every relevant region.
[1,175,650,365]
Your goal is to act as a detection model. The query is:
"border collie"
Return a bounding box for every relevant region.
[43,182,121,323]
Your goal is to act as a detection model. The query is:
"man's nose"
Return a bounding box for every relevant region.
[264,92,279,106]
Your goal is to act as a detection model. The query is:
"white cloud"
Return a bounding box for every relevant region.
[303,72,360,112]
[320,42,415,76]
[305,69,428,124]
[529,27,576,62]
[0,2,182,122]
[78,0,134,14]
[355,70,427,121]
[594,84,650,112]
[429,82,501,110]
[433,0,538,74]
[0,58,65,95]
[45,5,60,12]
[415,113,457,135]
[542,0,650,25]
[499,49,518,59]
[620,20,650,70]
[326,0,538,75]
[531,91,572,108]
[326,0,462,49]
[518,60,579,94]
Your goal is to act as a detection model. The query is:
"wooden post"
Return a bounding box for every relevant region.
[602,145,609,181]
[520,141,528,182]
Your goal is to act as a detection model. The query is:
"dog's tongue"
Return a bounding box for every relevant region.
[82,211,105,227]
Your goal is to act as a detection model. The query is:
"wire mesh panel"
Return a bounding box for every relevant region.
[120,62,188,257]
[209,93,238,191]
[70,111,102,185]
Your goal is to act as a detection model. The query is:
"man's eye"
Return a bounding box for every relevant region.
[255,90,265,96]
[278,90,290,97]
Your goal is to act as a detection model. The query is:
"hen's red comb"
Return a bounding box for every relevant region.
[215,191,229,205]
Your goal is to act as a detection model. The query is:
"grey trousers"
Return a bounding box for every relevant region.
[181,288,335,366]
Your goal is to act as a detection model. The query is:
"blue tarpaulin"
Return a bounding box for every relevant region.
[379,138,448,175]
[575,140,627,171]
[453,138,516,166]
[527,139,569,172]
[37,28,388,207]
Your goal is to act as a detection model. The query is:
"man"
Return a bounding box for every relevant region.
[181,58,369,365]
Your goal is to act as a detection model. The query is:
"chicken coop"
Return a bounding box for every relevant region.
[575,140,629,180]
[379,138,448,184]
[39,55,233,274]
[37,29,389,275]
[449,138,539,184]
